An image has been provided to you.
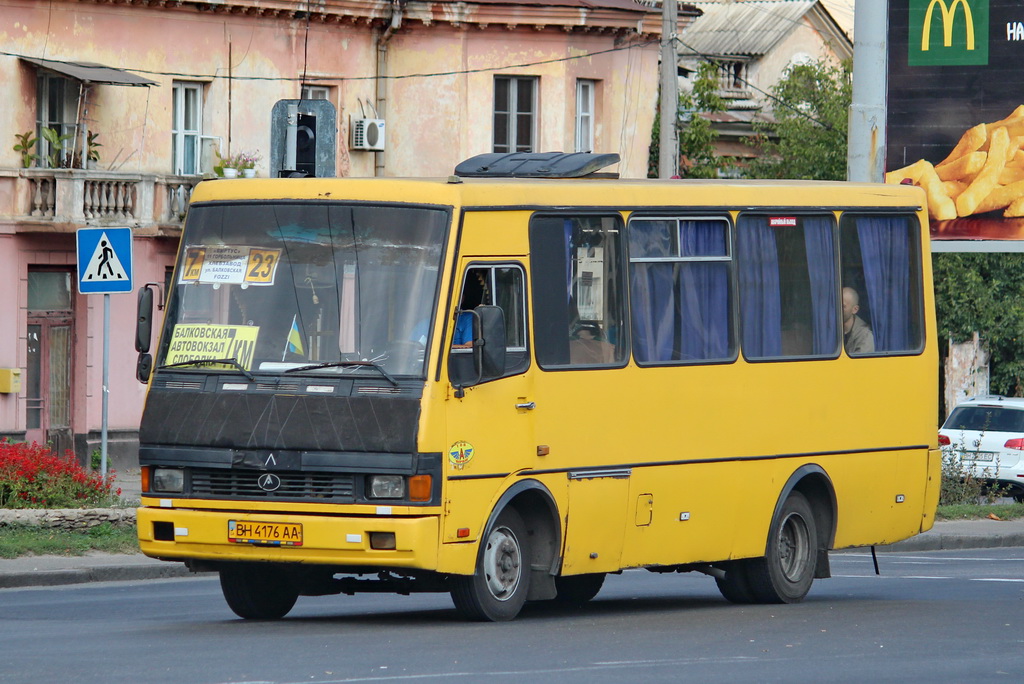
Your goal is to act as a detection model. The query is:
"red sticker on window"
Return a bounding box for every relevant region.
[770,217,797,227]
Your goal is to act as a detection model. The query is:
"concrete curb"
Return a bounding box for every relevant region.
[0,561,200,589]
[878,531,1024,553]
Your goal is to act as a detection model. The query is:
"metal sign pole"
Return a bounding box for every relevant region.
[101,292,110,477]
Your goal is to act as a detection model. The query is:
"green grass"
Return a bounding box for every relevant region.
[0,523,139,559]
[936,502,1024,521]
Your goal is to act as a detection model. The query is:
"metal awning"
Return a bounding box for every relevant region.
[20,56,156,86]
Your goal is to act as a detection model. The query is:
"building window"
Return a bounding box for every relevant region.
[575,80,596,153]
[301,85,331,100]
[172,82,203,175]
[36,72,78,168]
[493,76,537,153]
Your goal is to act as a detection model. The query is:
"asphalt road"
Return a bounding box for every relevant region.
[2,548,1023,684]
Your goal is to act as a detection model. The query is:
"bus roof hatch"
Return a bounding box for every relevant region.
[454,152,620,179]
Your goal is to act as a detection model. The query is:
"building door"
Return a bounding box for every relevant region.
[25,269,74,454]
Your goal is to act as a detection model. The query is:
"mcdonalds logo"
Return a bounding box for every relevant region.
[909,0,989,67]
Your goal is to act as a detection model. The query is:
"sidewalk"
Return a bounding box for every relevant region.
[2,516,1024,590]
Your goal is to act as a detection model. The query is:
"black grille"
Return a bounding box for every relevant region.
[190,469,355,502]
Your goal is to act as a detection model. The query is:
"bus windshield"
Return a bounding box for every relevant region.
[156,201,448,378]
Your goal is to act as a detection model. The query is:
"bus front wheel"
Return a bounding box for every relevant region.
[746,491,818,604]
[552,573,605,606]
[450,508,531,621]
[219,564,299,620]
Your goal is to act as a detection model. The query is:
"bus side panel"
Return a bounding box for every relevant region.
[619,461,776,569]
[828,449,931,548]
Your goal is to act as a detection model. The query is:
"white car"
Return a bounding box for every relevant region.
[939,396,1024,502]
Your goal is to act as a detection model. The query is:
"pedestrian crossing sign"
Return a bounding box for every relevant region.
[76,227,133,294]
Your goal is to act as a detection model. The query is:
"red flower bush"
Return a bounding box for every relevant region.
[0,439,119,509]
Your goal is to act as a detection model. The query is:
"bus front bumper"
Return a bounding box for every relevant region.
[137,505,440,569]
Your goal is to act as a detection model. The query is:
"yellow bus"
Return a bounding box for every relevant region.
[134,153,940,621]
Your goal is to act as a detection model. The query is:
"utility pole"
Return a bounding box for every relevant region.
[847,0,887,182]
[659,0,679,179]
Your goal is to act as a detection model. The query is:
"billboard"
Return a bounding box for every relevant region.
[887,0,1024,248]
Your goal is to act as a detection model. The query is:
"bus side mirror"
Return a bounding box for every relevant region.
[136,286,154,353]
[136,285,155,384]
[476,305,506,382]
[450,305,507,397]
[137,353,153,384]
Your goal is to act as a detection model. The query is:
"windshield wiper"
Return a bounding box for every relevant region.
[158,357,255,382]
[283,360,398,387]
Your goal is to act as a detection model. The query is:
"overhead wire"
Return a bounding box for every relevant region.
[1,40,658,84]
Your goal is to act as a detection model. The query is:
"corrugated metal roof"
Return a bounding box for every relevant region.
[21,57,156,86]
[680,1,818,58]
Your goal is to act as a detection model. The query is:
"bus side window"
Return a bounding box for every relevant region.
[736,214,839,360]
[628,217,733,364]
[839,213,924,356]
[529,215,628,368]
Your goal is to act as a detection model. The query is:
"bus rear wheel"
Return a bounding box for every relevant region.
[715,561,756,604]
[746,491,818,604]
[450,508,531,621]
[219,564,299,620]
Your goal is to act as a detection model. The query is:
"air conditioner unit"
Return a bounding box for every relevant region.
[350,117,386,151]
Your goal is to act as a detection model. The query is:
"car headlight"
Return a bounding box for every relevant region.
[152,468,184,493]
[368,475,405,499]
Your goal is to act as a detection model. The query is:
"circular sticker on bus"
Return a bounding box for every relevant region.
[448,441,474,470]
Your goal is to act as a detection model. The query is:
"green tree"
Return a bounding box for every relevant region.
[648,61,728,178]
[746,59,852,181]
[933,253,1024,398]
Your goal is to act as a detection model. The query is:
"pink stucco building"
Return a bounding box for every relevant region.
[0,0,697,465]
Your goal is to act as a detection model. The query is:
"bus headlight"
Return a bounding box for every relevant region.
[368,475,405,499]
[152,468,184,493]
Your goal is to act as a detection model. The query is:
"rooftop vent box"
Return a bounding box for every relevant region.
[350,117,385,151]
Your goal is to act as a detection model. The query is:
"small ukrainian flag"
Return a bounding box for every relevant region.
[286,315,304,356]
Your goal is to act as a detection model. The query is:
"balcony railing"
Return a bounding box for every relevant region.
[1,168,203,235]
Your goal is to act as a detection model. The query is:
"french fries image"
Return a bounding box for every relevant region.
[886,107,1024,219]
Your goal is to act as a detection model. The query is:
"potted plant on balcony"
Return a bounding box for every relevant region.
[40,127,73,168]
[13,131,38,168]
[86,132,101,170]
[239,150,261,178]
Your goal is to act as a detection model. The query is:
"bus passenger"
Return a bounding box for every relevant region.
[842,286,874,354]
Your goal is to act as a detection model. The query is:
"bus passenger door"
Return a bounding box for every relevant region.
[442,263,536,543]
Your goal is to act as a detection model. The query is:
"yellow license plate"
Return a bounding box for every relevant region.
[228,520,303,546]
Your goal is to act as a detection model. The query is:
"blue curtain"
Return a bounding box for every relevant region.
[629,221,675,362]
[803,217,838,355]
[856,217,911,351]
[737,217,782,357]
[678,222,729,360]
[629,220,729,362]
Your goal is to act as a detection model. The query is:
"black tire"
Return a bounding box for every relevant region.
[715,561,756,604]
[451,508,531,621]
[219,564,299,620]
[746,491,818,604]
[552,573,605,606]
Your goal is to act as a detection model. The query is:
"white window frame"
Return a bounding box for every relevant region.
[493,76,537,153]
[172,82,203,175]
[301,85,331,100]
[575,79,596,153]
[36,72,78,168]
